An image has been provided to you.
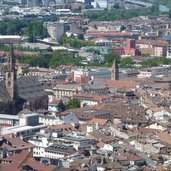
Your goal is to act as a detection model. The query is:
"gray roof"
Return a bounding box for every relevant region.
[0,81,11,102]
[0,114,19,120]
[0,76,47,102]
[53,83,82,91]
[17,76,47,100]
[45,144,75,154]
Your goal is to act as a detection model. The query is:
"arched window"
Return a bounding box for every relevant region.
[8,81,11,87]
[8,73,11,79]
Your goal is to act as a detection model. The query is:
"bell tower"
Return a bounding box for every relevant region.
[5,44,17,101]
[111,57,119,80]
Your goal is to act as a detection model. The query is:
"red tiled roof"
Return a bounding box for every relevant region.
[73,93,109,101]
[105,79,138,89]
[88,118,109,126]
[86,31,135,36]
[137,39,169,47]
[0,134,34,151]
[25,158,55,171]
[0,150,30,171]
[157,131,171,145]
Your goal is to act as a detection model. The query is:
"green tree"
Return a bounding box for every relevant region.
[120,57,133,68]
[67,99,80,109]
[141,57,171,68]
[104,50,120,67]
[58,34,95,48]
[58,100,66,112]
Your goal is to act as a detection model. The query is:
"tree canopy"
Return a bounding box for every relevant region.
[86,6,159,21]
[104,50,120,67]
[18,50,82,69]
[0,19,49,42]
[141,57,171,67]
[120,57,133,68]
[67,99,80,109]
[59,34,95,48]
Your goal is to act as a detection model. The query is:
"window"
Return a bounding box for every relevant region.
[8,81,11,87]
[8,73,11,79]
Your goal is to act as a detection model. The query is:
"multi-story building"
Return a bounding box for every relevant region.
[46,22,66,40]
[53,82,109,99]
[114,39,140,56]
[53,83,83,99]
[154,46,167,57]
[0,114,19,127]
[137,66,169,78]
[167,43,171,58]
[136,39,169,57]
[44,144,76,159]
[56,135,94,151]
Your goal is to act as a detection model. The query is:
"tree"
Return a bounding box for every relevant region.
[58,34,95,48]
[120,57,133,68]
[141,57,171,68]
[58,100,66,112]
[67,99,80,109]
[104,50,120,67]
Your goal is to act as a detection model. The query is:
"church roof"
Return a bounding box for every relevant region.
[17,76,47,100]
[0,76,47,103]
[0,81,11,102]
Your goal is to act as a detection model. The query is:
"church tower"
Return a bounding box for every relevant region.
[5,44,17,101]
[111,57,119,80]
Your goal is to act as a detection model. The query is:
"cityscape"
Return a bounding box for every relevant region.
[0,0,171,170]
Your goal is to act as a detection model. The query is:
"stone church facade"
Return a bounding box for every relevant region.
[0,45,48,114]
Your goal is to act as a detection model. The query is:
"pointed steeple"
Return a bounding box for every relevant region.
[5,44,17,101]
[111,57,119,80]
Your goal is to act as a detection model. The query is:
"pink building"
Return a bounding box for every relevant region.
[154,46,167,57]
[114,39,140,56]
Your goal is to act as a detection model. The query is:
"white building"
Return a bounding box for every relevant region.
[46,22,65,40]
[56,135,93,151]
[39,115,64,126]
[91,0,108,9]
[73,69,89,83]
[56,9,72,15]
[167,44,171,58]
[137,66,169,78]
[1,110,46,137]
[1,124,47,137]
[73,94,108,108]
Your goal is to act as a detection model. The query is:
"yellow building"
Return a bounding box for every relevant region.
[140,48,154,56]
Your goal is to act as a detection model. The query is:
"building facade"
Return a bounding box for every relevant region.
[0,45,48,114]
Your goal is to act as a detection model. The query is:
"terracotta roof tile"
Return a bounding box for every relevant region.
[104,80,138,89]
[25,158,55,171]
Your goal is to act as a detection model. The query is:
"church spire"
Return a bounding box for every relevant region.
[5,44,17,101]
[111,57,119,80]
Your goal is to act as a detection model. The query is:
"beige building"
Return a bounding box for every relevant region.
[53,83,82,99]
[46,22,65,40]
[53,83,109,99]
[154,46,167,57]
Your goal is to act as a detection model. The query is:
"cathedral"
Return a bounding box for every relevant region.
[0,45,48,114]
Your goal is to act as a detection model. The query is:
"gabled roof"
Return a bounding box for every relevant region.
[0,81,11,102]
[88,118,110,126]
[105,79,138,89]
[17,76,47,100]
[0,76,47,103]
